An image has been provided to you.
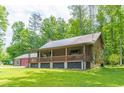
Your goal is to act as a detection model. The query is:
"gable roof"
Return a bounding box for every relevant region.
[40,32,102,49]
[14,53,37,59]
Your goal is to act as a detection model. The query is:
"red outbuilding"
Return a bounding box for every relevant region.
[13,53,37,67]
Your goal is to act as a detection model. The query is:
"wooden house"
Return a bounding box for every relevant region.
[29,32,104,70]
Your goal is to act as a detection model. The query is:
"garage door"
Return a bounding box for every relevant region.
[53,62,64,68]
[67,62,81,69]
[30,63,38,68]
[41,63,50,68]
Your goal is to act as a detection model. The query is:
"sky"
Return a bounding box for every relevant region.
[1,4,71,48]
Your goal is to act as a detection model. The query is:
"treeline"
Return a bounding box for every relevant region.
[0,5,9,63]
[0,5,124,65]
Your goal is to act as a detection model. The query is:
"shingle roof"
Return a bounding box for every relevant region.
[14,53,37,59]
[40,32,101,49]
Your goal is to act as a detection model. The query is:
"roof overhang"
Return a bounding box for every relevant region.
[39,41,95,51]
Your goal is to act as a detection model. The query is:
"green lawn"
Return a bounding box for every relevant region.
[0,66,124,87]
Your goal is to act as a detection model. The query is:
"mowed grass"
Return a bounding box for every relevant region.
[0,66,124,87]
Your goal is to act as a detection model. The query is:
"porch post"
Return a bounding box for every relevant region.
[92,45,96,64]
[38,63,41,68]
[28,63,31,68]
[81,61,84,70]
[28,51,31,68]
[83,45,86,70]
[38,50,41,62]
[50,50,53,68]
[64,48,68,69]
[37,50,40,68]
[50,62,53,68]
[84,62,86,70]
[38,50,40,58]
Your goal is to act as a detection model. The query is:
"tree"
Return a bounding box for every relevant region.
[0,51,10,63]
[28,31,43,49]
[66,18,91,37]
[7,21,30,58]
[54,17,68,39]
[117,6,123,65]
[28,12,43,49]
[40,16,68,41]
[68,5,87,34]
[0,5,8,32]
[96,5,124,64]
[28,12,42,32]
[41,16,57,41]
[0,5,8,49]
[0,5,8,63]
[12,21,25,44]
[8,21,43,58]
[88,5,96,33]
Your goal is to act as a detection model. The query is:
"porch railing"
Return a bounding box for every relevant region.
[29,54,92,63]
[52,55,65,61]
[67,54,83,61]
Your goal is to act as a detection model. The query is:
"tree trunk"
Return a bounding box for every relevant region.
[79,6,83,34]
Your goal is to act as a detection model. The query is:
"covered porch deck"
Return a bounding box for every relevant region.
[29,44,93,70]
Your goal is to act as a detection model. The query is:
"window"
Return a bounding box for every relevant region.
[16,60,20,65]
[67,62,81,69]
[53,63,64,68]
[41,51,51,57]
[41,63,50,68]
[30,63,38,68]
[70,49,80,55]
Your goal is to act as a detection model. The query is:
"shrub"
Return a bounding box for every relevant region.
[0,51,10,64]
[108,54,120,65]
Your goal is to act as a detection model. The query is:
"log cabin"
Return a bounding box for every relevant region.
[29,32,104,70]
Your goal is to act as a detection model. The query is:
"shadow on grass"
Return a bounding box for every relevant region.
[0,67,124,87]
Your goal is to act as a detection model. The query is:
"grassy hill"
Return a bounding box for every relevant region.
[0,66,124,87]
